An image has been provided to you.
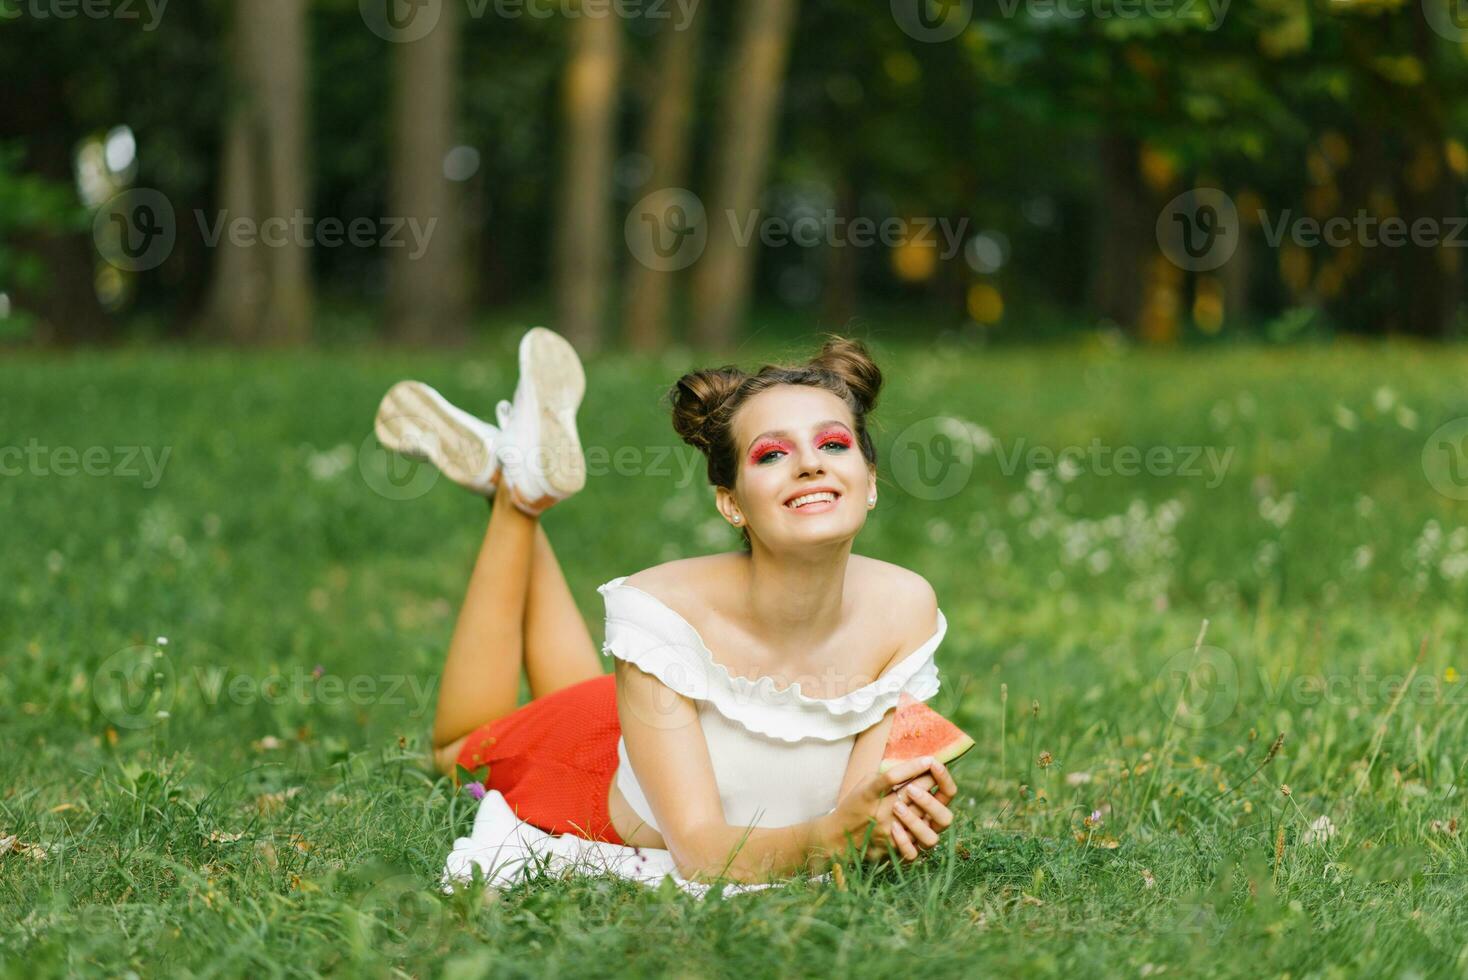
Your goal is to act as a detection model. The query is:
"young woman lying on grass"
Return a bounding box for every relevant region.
[375,329,959,885]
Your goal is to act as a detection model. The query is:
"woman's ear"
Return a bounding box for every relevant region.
[715,486,742,526]
[867,467,878,505]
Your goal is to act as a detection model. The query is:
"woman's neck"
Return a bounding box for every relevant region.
[739,539,852,644]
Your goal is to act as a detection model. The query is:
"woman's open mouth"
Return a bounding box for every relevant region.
[784,489,840,513]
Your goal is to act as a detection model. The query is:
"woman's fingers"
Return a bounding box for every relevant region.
[890,820,918,862]
[901,784,954,830]
[893,799,939,849]
[927,760,958,801]
[882,757,936,793]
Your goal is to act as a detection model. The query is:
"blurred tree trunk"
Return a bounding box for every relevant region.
[821,179,858,327]
[204,0,312,345]
[555,5,623,354]
[691,0,798,350]
[1398,16,1459,338]
[1221,223,1251,325]
[1090,132,1146,333]
[0,53,108,341]
[387,0,467,345]
[621,14,702,352]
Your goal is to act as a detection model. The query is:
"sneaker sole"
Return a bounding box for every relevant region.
[375,381,497,493]
[519,327,587,498]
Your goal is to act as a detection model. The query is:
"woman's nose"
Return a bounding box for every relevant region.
[794,441,824,475]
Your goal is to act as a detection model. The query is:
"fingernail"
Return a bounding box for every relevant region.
[894,802,909,814]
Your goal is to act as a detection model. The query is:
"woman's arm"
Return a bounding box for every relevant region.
[615,657,851,885]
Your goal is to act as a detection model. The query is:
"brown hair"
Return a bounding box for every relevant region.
[668,335,883,493]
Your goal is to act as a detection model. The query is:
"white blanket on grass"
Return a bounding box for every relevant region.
[441,789,828,899]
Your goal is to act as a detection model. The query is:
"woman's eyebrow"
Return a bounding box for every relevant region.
[745,420,851,452]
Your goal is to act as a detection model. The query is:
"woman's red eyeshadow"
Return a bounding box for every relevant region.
[817,428,853,448]
[747,439,792,464]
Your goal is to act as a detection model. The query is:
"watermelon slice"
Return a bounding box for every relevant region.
[879,692,975,773]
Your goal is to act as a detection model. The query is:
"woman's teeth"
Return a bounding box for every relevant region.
[787,491,837,509]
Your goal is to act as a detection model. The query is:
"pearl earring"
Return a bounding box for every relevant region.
[867,495,877,507]
[732,514,742,525]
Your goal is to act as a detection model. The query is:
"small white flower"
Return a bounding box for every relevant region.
[156,637,169,646]
[1302,814,1337,846]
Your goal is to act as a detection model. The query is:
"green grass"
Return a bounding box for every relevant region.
[3,336,1467,977]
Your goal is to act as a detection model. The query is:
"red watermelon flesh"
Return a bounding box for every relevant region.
[879,692,975,773]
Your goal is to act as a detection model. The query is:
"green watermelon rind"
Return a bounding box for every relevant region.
[877,732,975,773]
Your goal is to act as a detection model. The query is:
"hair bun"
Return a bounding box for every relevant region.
[808,336,882,414]
[669,367,746,451]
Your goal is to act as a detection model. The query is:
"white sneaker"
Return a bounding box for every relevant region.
[493,327,587,515]
[374,380,500,496]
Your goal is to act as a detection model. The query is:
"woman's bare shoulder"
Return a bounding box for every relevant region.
[849,555,939,640]
[849,554,936,605]
[622,553,745,604]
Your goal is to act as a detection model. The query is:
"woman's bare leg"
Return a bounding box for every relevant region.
[431,478,537,756]
[430,479,603,775]
[524,523,602,698]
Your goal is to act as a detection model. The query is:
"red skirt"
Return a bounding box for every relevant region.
[455,673,626,846]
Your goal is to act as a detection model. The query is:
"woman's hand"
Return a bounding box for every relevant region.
[827,756,958,866]
[885,774,957,863]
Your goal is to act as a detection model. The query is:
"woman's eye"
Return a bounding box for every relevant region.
[757,449,785,464]
[821,440,849,452]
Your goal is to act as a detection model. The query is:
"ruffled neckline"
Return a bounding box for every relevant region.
[597,575,945,742]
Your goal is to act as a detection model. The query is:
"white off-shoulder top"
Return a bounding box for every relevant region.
[596,576,947,835]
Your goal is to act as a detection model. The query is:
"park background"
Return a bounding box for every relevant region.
[4,0,1468,977]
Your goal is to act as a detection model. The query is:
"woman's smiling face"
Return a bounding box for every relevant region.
[719,384,876,549]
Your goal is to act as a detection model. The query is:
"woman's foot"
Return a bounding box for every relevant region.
[493,327,587,516]
[374,380,500,496]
